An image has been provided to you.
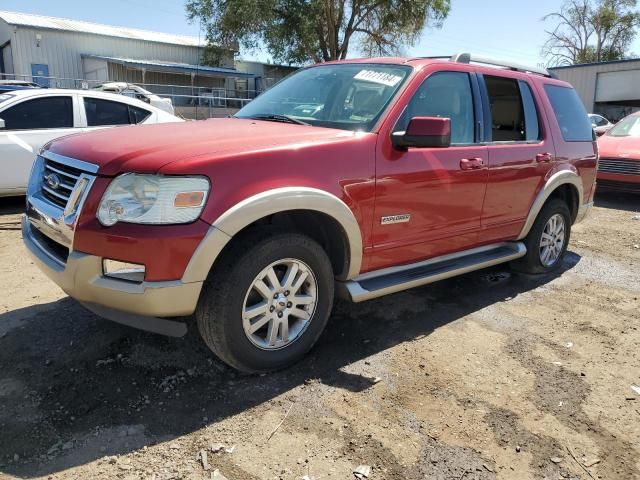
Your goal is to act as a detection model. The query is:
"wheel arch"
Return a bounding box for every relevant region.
[182,187,363,283]
[517,170,583,240]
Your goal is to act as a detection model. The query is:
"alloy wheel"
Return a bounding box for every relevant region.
[539,213,566,267]
[242,258,318,350]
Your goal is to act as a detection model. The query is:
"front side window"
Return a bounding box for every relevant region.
[395,71,475,144]
[235,64,412,132]
[544,85,593,142]
[84,98,151,126]
[607,115,640,137]
[0,96,73,130]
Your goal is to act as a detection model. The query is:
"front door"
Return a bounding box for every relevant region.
[371,71,488,271]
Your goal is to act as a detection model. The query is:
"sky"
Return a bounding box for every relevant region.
[2,0,640,66]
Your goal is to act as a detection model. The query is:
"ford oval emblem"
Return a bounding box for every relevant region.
[44,173,62,190]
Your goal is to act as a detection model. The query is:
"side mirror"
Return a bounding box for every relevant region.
[0,118,5,129]
[391,116,451,150]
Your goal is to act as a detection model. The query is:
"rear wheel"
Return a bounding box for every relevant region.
[196,231,334,373]
[511,198,571,274]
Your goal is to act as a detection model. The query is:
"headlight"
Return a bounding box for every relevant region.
[97,174,210,226]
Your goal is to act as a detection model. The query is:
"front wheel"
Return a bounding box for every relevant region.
[511,198,571,274]
[196,231,334,373]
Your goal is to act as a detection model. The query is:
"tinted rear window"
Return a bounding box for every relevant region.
[84,98,151,126]
[544,85,593,142]
[84,98,130,126]
[130,105,151,124]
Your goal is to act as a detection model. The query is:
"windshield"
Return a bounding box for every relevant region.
[607,115,640,137]
[236,63,412,132]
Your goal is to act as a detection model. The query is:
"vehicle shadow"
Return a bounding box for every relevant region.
[0,196,25,216]
[0,197,24,231]
[0,252,581,477]
[594,190,640,212]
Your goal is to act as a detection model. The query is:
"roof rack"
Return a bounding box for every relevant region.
[450,53,554,78]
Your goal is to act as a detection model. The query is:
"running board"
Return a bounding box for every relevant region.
[338,242,527,303]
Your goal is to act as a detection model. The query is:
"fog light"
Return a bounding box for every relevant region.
[103,259,145,283]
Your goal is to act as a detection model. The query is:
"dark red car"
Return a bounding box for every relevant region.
[597,112,640,192]
[23,54,597,372]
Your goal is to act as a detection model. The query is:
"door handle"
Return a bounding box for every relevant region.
[536,152,553,163]
[460,157,484,170]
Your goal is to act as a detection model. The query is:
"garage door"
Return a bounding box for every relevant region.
[596,70,640,102]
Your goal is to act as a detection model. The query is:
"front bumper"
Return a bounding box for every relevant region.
[22,151,211,337]
[23,217,203,336]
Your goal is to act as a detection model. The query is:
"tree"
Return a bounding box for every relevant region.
[542,0,640,66]
[186,0,451,65]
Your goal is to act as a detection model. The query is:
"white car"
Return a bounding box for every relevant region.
[0,89,183,197]
[93,83,175,115]
[588,113,614,136]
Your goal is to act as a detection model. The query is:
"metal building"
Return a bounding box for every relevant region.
[0,10,252,99]
[550,59,640,122]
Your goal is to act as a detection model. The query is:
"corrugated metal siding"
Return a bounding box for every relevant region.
[0,19,14,74]
[106,63,227,87]
[551,60,640,111]
[596,70,640,102]
[10,26,208,79]
[0,10,204,47]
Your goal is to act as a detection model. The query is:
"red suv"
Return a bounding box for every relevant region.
[23,54,597,372]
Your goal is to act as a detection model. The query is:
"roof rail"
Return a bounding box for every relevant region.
[450,53,554,78]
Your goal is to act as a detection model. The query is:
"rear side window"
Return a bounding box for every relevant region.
[1,96,73,130]
[544,85,593,142]
[483,76,540,142]
[519,82,540,141]
[130,105,151,124]
[85,98,129,126]
[84,98,151,126]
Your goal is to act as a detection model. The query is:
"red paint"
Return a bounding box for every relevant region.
[406,117,451,137]
[47,57,597,281]
[73,178,210,281]
[597,124,640,186]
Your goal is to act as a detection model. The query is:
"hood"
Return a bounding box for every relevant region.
[598,134,640,161]
[47,118,357,176]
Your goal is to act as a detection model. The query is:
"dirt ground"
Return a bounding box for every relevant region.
[0,191,638,480]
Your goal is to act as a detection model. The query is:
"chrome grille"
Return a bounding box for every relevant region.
[41,157,87,208]
[598,158,640,176]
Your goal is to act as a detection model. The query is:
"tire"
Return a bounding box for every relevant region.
[511,198,571,274]
[196,230,334,373]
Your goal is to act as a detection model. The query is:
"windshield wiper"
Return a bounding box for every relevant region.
[246,114,310,126]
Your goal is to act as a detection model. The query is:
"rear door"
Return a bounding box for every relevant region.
[0,94,76,193]
[479,74,555,241]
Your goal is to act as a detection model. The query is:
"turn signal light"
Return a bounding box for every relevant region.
[174,191,205,208]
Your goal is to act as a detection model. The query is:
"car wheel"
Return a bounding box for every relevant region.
[511,198,571,274]
[196,231,334,373]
